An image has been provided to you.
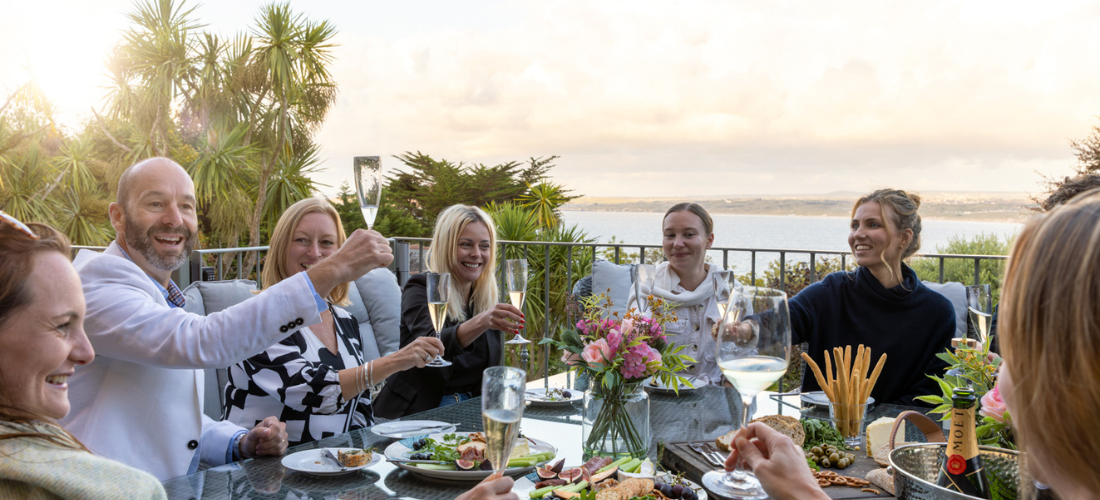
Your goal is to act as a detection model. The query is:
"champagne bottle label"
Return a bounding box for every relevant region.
[948,406,979,460]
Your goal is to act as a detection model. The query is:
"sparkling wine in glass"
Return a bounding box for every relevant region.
[353,156,383,229]
[481,366,526,475]
[425,272,451,368]
[632,264,656,313]
[504,259,530,346]
[703,286,791,500]
[966,284,993,347]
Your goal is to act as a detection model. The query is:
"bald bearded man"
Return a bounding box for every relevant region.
[62,157,394,480]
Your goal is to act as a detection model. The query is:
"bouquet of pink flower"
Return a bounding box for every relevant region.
[543,293,696,458]
[546,293,695,390]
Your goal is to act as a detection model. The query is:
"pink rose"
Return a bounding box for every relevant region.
[620,318,635,337]
[595,338,614,362]
[582,342,604,365]
[560,350,581,366]
[980,384,1008,423]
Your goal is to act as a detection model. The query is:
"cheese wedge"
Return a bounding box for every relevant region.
[864,417,903,457]
[509,439,531,460]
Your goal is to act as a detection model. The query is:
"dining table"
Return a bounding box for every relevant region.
[161,385,932,500]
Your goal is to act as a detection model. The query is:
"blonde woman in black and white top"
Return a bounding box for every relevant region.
[222,198,442,446]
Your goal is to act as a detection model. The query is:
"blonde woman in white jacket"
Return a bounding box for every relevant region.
[627,203,731,386]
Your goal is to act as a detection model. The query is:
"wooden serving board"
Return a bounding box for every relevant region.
[660,441,893,499]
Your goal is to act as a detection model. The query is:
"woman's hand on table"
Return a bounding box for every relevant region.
[241,416,289,458]
[393,336,445,369]
[725,422,829,500]
[456,472,518,500]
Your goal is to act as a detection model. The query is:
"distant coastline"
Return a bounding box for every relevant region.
[562,192,1035,224]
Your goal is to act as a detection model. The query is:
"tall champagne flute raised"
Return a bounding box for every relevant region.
[481,366,526,475]
[353,156,382,229]
[425,272,452,368]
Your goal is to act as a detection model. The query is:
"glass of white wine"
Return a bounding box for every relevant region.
[504,259,530,346]
[702,286,791,500]
[966,284,993,347]
[353,156,382,229]
[632,264,656,313]
[481,366,526,476]
[425,272,451,368]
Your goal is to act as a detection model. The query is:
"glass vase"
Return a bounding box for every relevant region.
[582,382,650,460]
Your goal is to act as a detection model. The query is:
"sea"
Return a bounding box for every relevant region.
[559,210,1022,274]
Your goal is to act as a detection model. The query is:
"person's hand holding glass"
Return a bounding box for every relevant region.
[353,156,382,230]
[702,287,791,500]
[481,366,526,476]
[425,272,452,368]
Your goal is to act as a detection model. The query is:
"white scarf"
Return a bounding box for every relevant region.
[640,262,724,307]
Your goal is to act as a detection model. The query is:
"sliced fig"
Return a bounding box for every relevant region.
[558,468,584,484]
[536,466,559,480]
[550,458,566,474]
[581,467,593,485]
[590,465,617,484]
[479,459,493,471]
[455,459,478,470]
[534,478,567,489]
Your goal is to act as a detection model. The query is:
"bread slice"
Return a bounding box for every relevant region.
[715,415,805,451]
[337,449,372,467]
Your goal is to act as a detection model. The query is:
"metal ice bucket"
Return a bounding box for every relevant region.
[890,443,1021,500]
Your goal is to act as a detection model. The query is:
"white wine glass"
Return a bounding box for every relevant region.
[504,259,530,346]
[425,272,452,368]
[353,156,382,230]
[702,286,791,500]
[966,284,993,347]
[481,366,526,475]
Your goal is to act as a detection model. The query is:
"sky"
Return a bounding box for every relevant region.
[3,0,1099,198]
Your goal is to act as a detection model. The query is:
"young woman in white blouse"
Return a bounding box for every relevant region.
[627,202,731,386]
[222,198,443,446]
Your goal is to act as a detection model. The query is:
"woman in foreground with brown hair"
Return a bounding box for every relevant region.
[723,191,1100,500]
[0,212,166,498]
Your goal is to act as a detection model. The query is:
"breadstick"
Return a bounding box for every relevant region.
[863,353,887,403]
[801,352,834,401]
[851,345,865,403]
[834,347,849,435]
[824,350,835,399]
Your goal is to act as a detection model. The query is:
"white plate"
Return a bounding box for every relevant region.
[371,420,458,439]
[385,432,556,481]
[514,470,707,499]
[643,376,699,394]
[280,448,382,476]
[800,391,875,407]
[525,387,582,407]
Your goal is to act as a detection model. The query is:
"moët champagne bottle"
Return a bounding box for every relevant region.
[936,388,990,498]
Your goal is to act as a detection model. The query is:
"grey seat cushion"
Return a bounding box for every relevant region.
[345,268,402,360]
[922,280,968,338]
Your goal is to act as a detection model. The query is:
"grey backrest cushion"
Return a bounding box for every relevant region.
[591,260,635,318]
[344,268,402,360]
[182,279,259,316]
[922,280,968,338]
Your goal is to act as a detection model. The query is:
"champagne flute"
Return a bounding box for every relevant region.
[504,259,530,346]
[702,286,791,500]
[966,284,993,347]
[425,272,452,368]
[481,366,526,475]
[632,264,656,313]
[353,156,383,230]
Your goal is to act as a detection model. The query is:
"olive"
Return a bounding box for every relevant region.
[838,458,849,469]
[828,452,839,462]
[847,453,856,462]
[821,458,831,467]
[810,446,822,455]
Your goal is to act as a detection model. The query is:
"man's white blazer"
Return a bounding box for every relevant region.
[62,242,322,480]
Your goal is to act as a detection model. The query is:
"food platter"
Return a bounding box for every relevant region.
[384,432,556,481]
[280,448,382,476]
[525,387,583,407]
[643,376,699,394]
[800,391,874,407]
[513,470,708,500]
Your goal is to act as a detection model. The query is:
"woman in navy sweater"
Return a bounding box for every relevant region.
[790,189,954,406]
